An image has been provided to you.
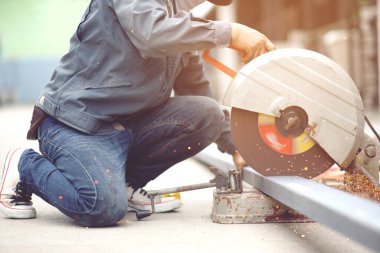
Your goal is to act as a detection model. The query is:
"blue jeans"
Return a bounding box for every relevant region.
[18,96,225,227]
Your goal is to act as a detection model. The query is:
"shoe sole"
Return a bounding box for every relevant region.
[0,201,36,219]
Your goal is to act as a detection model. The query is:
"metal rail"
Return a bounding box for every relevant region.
[194,146,380,252]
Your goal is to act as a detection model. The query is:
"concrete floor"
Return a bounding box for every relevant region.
[0,104,377,253]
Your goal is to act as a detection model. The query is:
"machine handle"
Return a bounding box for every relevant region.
[202,47,270,77]
[202,48,238,78]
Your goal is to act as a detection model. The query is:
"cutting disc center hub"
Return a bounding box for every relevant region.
[275,106,308,137]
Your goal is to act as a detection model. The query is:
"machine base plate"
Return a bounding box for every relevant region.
[212,188,311,224]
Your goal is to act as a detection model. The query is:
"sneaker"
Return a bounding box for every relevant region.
[0,148,36,219]
[126,183,181,213]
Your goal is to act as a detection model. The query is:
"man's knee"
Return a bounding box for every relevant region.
[193,97,225,127]
[75,189,128,227]
[76,201,127,227]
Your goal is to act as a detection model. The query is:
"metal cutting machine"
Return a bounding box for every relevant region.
[204,48,379,183]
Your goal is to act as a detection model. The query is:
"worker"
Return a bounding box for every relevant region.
[0,0,275,227]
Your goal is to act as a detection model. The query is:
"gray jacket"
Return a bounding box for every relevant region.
[35,0,236,154]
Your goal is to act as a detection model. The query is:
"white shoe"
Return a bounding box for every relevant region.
[126,183,181,213]
[0,148,36,219]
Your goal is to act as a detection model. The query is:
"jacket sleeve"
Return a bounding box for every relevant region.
[173,53,237,155]
[112,0,231,58]
[173,53,213,97]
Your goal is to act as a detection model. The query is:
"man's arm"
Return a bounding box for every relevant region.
[173,53,213,97]
[112,0,231,58]
[112,0,274,60]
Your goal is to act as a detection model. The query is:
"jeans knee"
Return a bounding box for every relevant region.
[195,97,225,127]
[76,201,127,227]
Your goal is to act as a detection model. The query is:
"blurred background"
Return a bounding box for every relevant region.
[0,0,378,111]
[0,0,90,105]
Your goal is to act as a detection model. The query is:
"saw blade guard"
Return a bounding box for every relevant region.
[220,48,365,168]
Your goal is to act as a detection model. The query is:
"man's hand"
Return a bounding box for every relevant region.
[232,150,247,170]
[230,23,275,63]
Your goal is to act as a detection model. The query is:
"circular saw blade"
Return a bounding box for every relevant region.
[231,108,335,178]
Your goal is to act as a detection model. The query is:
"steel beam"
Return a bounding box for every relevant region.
[194,147,380,252]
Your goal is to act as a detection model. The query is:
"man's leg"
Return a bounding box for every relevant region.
[18,117,132,227]
[125,96,225,188]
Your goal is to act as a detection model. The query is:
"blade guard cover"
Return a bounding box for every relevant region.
[221,48,365,168]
